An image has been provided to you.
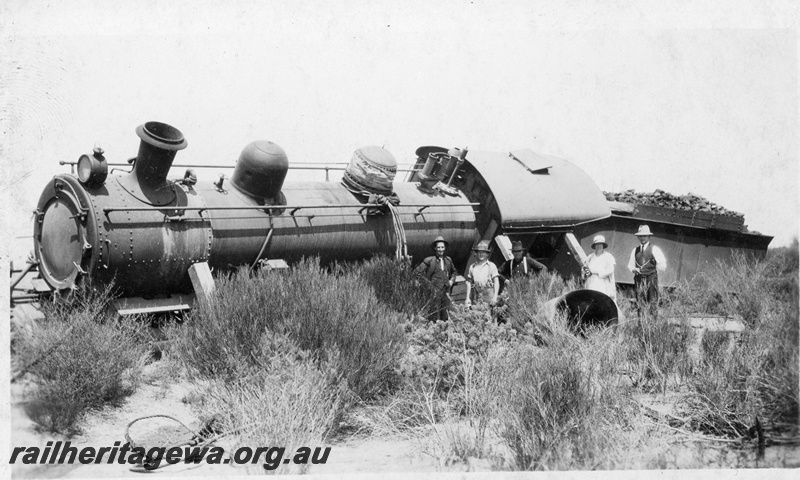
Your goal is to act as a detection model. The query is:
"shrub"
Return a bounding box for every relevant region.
[16,286,147,434]
[766,238,799,307]
[678,303,799,436]
[194,333,346,474]
[619,310,694,392]
[400,304,521,401]
[672,251,795,327]
[37,282,117,322]
[657,249,799,436]
[353,255,439,320]
[168,267,283,381]
[280,259,407,399]
[503,270,581,337]
[170,257,407,401]
[486,330,631,470]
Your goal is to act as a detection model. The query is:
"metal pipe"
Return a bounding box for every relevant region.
[446,148,467,187]
[251,227,275,270]
[59,160,420,172]
[10,261,36,291]
[103,202,479,214]
[104,211,483,223]
[11,293,41,300]
[289,166,420,173]
[11,297,41,304]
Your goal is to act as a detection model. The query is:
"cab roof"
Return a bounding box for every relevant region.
[465,148,611,231]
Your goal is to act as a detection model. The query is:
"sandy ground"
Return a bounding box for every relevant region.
[9,361,472,478]
[10,356,800,478]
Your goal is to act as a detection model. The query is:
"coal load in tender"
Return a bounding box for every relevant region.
[604,189,744,218]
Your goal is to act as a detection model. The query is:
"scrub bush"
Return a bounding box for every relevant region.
[279,259,407,399]
[677,302,799,437]
[16,285,147,434]
[619,311,694,392]
[399,304,521,400]
[486,330,632,470]
[170,257,406,400]
[647,247,799,437]
[353,255,439,319]
[168,267,281,381]
[502,270,581,337]
[195,333,346,474]
[169,258,408,472]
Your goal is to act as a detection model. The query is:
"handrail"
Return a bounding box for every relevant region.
[102,202,479,214]
[59,160,420,172]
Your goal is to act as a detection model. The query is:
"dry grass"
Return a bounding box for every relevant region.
[169,257,406,400]
[393,283,635,470]
[665,250,799,437]
[483,329,632,470]
[503,270,581,336]
[389,243,798,470]
[352,255,439,320]
[191,333,346,474]
[15,284,148,434]
[166,257,410,471]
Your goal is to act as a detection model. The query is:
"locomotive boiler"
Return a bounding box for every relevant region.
[31,121,609,308]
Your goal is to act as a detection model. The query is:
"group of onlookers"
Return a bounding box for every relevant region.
[415,225,667,321]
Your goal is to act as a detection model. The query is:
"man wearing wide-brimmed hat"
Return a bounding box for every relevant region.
[414,236,458,321]
[627,225,667,317]
[499,241,548,286]
[465,240,500,307]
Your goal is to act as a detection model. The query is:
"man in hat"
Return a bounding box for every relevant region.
[627,225,667,317]
[498,241,548,287]
[465,240,500,307]
[415,236,458,321]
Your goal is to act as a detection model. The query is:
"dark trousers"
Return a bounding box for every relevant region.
[634,273,659,318]
[430,290,452,321]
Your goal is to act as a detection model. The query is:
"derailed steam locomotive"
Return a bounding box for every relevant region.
[29,121,771,314]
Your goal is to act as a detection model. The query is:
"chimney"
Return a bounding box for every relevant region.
[131,121,187,190]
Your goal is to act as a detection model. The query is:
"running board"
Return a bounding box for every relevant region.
[111,294,195,315]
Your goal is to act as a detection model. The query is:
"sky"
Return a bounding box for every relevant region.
[1,1,798,263]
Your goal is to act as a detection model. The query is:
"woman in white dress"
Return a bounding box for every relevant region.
[582,235,617,303]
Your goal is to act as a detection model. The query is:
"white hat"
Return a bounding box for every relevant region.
[591,235,608,248]
[635,225,653,236]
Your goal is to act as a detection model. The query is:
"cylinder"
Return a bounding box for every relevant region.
[420,153,438,177]
[441,154,461,181]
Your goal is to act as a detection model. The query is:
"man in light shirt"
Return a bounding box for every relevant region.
[627,225,667,318]
[465,240,500,308]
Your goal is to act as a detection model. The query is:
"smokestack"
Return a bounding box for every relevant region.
[540,289,619,335]
[131,121,187,189]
